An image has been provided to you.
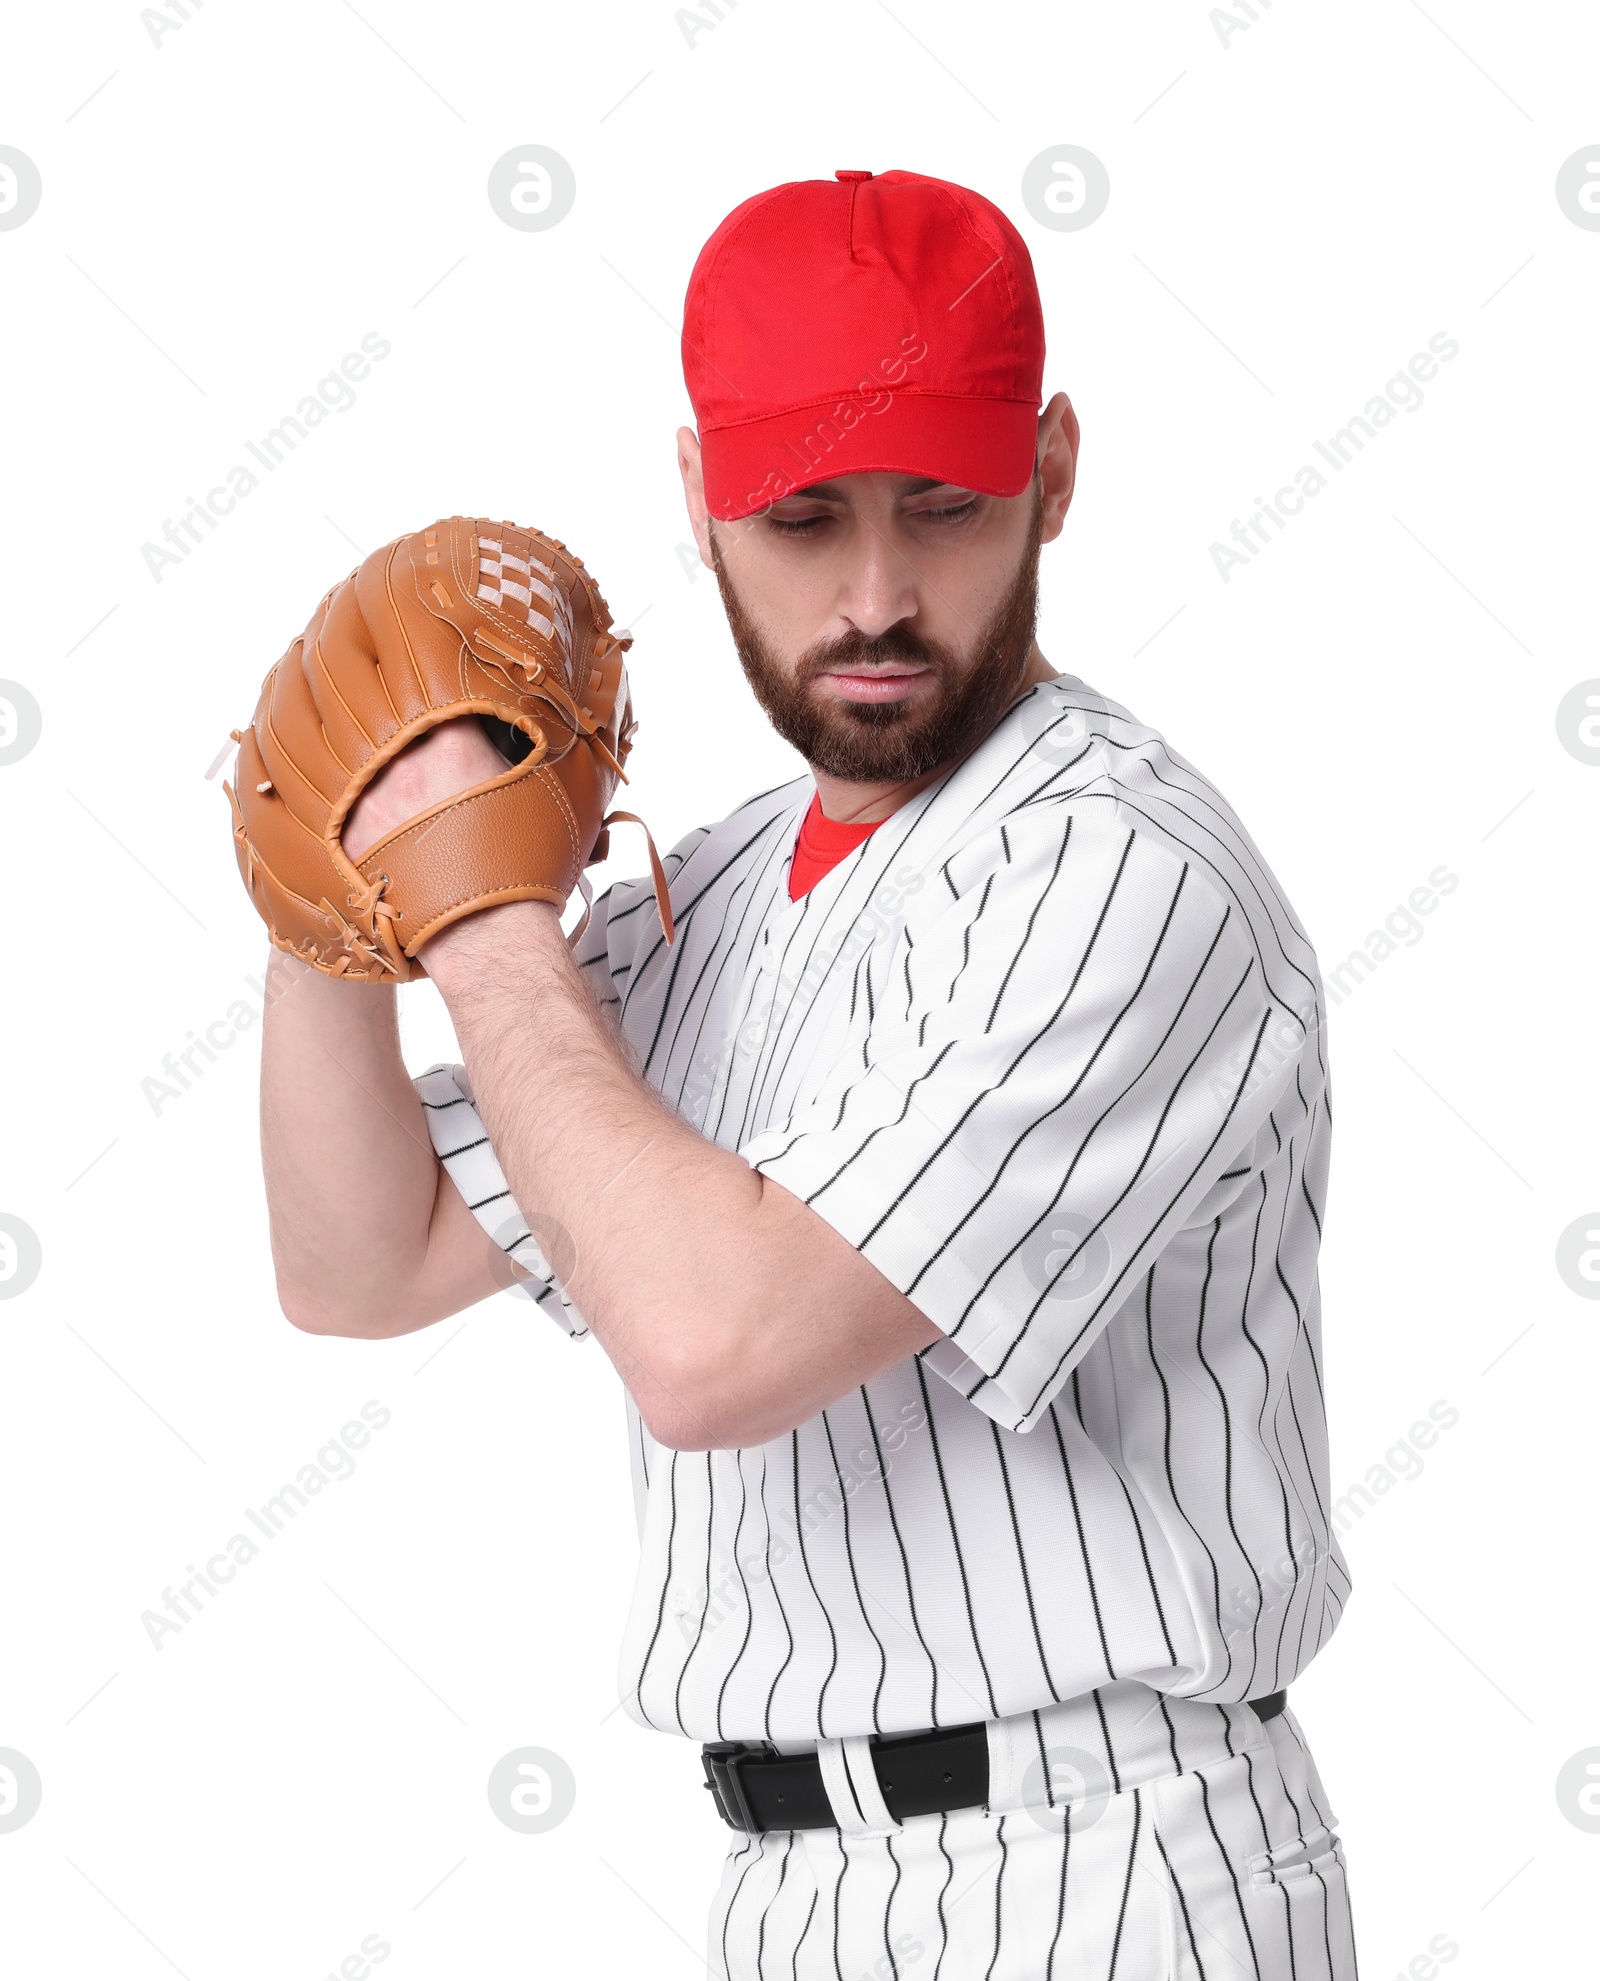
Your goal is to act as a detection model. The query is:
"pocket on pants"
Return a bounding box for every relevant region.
[1244,1819,1359,1979]
[1248,1820,1348,1894]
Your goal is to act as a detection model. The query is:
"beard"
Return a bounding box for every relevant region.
[710,488,1044,783]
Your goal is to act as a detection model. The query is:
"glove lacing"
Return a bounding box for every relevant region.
[321,873,405,977]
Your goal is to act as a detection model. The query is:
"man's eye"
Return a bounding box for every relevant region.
[915,499,979,524]
[765,514,830,536]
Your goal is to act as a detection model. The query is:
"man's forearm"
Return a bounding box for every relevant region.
[422,902,938,1448]
[258,949,457,1334]
[423,901,756,1440]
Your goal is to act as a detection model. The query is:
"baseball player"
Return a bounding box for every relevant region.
[237,170,1357,1978]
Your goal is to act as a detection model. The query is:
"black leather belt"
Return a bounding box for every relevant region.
[702,1691,1287,1833]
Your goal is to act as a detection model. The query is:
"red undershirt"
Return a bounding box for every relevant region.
[787,792,884,900]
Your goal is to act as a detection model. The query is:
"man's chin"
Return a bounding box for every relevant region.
[782,700,959,783]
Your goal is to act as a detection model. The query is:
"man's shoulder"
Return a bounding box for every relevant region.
[1039,678,1272,875]
[930,676,1322,1016]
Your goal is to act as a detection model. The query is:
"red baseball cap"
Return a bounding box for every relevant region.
[683,169,1046,522]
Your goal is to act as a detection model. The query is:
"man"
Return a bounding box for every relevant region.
[260,170,1356,1978]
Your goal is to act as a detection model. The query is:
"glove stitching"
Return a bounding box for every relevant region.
[308,627,377,760]
[533,761,582,867]
[364,771,582,928]
[411,883,569,939]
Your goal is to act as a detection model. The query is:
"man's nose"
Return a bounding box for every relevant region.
[836,532,919,642]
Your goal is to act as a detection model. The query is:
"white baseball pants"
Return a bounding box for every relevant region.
[708,1681,1357,1981]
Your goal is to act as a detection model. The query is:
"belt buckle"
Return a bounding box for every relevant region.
[702,1740,774,1833]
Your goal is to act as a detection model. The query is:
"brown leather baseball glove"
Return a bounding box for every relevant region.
[225,515,672,981]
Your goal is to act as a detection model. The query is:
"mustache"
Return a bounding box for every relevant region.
[796,626,949,680]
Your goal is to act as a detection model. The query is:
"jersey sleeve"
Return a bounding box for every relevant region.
[738,806,1311,1432]
[413,1062,590,1339]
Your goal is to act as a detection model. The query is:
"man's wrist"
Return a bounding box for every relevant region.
[419,897,568,1000]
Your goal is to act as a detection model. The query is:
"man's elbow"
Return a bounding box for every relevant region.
[277,1277,402,1339]
[640,1397,778,1454]
[278,1286,358,1336]
[633,1340,795,1453]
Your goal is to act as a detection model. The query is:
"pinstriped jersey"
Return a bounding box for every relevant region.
[416,674,1351,1744]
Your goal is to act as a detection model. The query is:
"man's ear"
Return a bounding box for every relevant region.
[677,426,716,570]
[1035,392,1079,546]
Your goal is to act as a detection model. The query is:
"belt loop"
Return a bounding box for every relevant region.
[983,1713,1024,1813]
[816,1735,899,1836]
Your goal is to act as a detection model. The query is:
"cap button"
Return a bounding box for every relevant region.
[835,169,873,182]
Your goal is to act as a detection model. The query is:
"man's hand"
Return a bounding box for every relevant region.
[344,718,510,863]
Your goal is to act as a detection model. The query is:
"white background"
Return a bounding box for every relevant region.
[2,1,1597,1974]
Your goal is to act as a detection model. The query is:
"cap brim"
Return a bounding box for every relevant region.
[700,394,1040,522]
